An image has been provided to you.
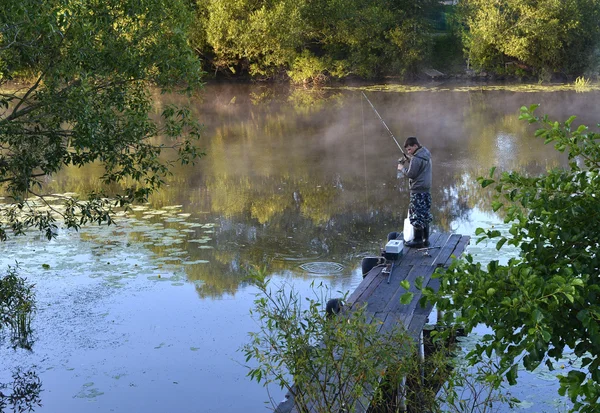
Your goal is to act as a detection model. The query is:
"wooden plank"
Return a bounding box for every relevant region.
[406,314,430,338]
[346,264,385,306]
[412,233,448,266]
[365,265,412,313]
[401,232,445,266]
[411,274,440,318]
[432,234,470,268]
[377,310,410,335]
[382,265,423,314]
[389,265,437,316]
[429,234,463,268]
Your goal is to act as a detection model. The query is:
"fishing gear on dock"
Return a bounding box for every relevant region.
[361,91,409,160]
[417,245,441,256]
[417,246,440,252]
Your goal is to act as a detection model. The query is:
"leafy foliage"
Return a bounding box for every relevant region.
[0,0,204,240]
[192,0,440,82]
[456,0,600,77]
[0,266,41,413]
[0,265,35,349]
[242,265,423,412]
[244,265,517,412]
[423,105,600,412]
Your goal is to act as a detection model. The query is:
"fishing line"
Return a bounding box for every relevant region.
[361,91,409,160]
[360,92,369,214]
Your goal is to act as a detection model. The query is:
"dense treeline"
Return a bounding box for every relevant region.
[189,0,600,82]
[190,0,445,82]
[457,0,600,80]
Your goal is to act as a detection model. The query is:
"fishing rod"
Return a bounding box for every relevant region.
[362,91,409,160]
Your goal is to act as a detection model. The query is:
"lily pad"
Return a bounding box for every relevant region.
[183,260,209,265]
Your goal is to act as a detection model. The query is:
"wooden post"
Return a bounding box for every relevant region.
[397,376,407,412]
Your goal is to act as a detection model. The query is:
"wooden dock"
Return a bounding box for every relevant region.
[275,231,470,413]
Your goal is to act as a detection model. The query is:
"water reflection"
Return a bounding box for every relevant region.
[4,84,594,298]
[2,83,598,412]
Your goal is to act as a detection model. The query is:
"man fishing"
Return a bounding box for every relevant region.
[398,136,433,248]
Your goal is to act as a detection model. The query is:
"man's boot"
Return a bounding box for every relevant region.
[423,224,430,247]
[405,226,424,248]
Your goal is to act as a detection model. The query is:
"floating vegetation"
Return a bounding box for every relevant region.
[131,206,150,212]
[181,222,205,228]
[164,217,185,223]
[146,210,168,215]
[333,82,600,94]
[299,261,344,274]
[189,238,211,244]
[155,256,183,262]
[183,260,209,265]
[74,382,104,399]
[0,193,218,291]
[163,205,183,210]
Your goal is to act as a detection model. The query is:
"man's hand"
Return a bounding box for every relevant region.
[398,157,407,166]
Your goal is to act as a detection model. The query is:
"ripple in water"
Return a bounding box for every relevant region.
[299,262,344,274]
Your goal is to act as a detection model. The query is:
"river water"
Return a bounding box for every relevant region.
[1,81,598,413]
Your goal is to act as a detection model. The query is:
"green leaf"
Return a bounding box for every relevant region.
[541,329,551,342]
[506,364,519,385]
[400,292,414,305]
[480,179,495,188]
[414,276,423,290]
[400,280,410,290]
[565,115,577,127]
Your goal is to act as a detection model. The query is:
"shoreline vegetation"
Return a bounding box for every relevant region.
[187,1,600,85]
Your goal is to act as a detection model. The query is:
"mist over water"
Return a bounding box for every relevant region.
[1,82,597,412]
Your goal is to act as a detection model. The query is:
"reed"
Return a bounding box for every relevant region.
[574,76,591,91]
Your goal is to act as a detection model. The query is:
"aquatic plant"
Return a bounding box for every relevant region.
[0,265,41,413]
[574,76,591,92]
[0,266,35,349]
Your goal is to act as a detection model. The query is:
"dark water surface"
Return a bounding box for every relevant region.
[2,82,598,412]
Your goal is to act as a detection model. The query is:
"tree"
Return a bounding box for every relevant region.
[1,0,204,240]
[193,0,307,79]
[192,0,441,82]
[1,1,203,409]
[423,105,600,412]
[457,0,600,78]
